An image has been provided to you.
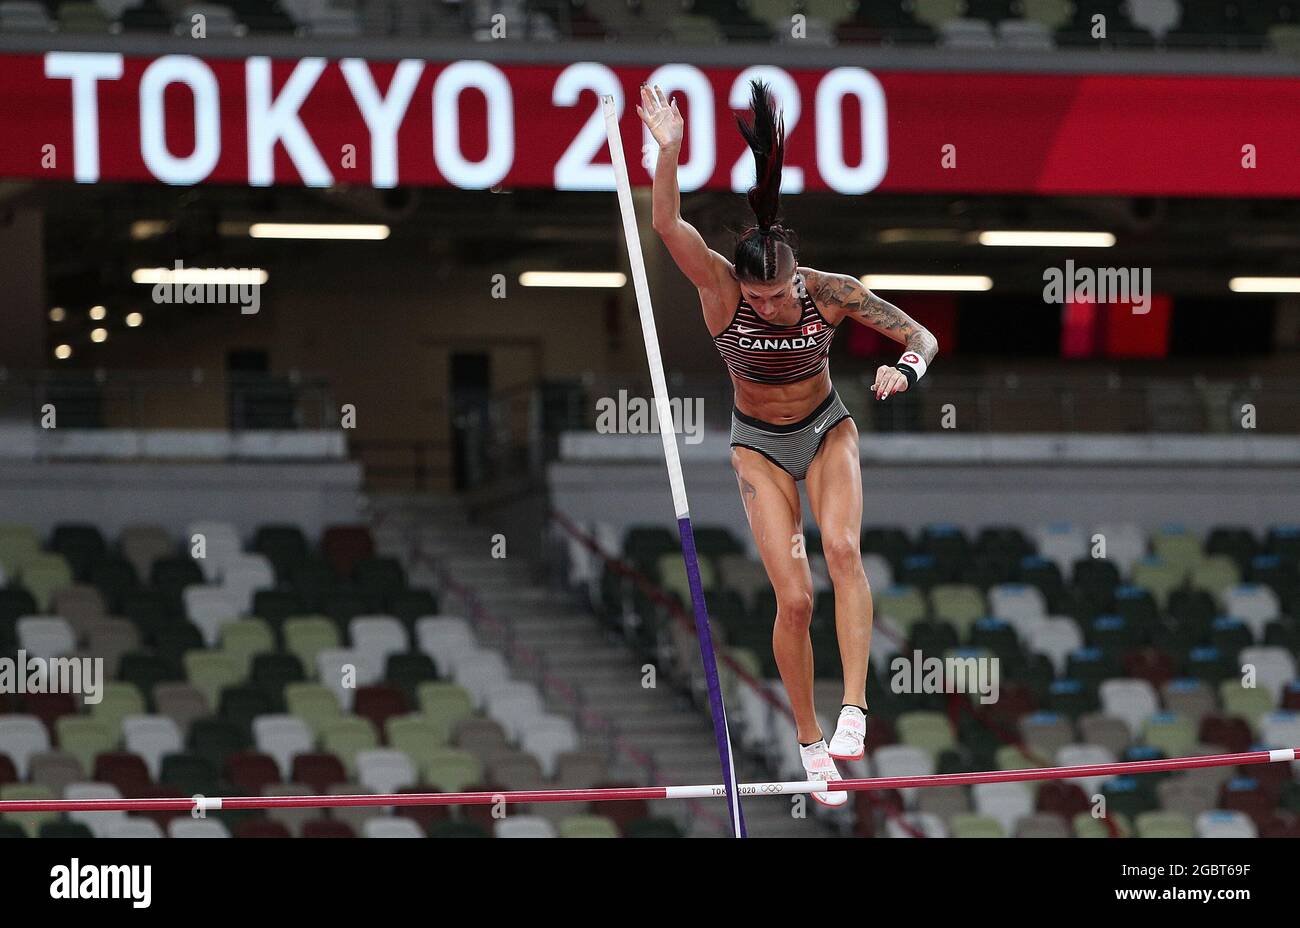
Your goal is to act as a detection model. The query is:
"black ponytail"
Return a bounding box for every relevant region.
[733,79,796,281]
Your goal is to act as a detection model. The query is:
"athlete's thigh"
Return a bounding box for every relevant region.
[730,447,813,594]
[804,417,863,544]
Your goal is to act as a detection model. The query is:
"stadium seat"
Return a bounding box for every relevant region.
[494,815,556,838]
[363,817,424,838]
[252,714,314,778]
[65,782,128,837]
[1195,809,1257,838]
[0,716,50,779]
[170,818,232,838]
[16,616,75,658]
[319,716,379,775]
[54,716,116,771]
[356,748,417,794]
[105,819,165,838]
[122,714,182,779]
[948,813,1005,837]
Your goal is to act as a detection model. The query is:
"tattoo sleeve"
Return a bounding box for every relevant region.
[811,272,939,364]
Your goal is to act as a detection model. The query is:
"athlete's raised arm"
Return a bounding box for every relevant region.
[807,269,938,399]
[637,84,729,292]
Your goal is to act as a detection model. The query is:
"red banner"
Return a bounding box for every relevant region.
[1,51,1296,197]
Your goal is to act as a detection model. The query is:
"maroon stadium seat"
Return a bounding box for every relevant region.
[301,818,356,838]
[585,784,648,835]
[235,818,293,838]
[1036,780,1093,819]
[458,783,512,830]
[93,752,154,796]
[129,785,186,830]
[1123,648,1176,688]
[863,715,897,754]
[321,525,375,579]
[1242,757,1292,795]
[291,753,348,793]
[352,685,409,735]
[1198,714,1253,754]
[393,786,451,830]
[1258,811,1300,838]
[1219,780,1274,828]
[225,751,283,794]
[25,693,79,734]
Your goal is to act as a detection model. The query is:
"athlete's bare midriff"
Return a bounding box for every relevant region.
[730,368,834,423]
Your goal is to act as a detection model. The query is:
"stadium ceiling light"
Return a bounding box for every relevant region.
[1229,276,1300,293]
[860,274,993,292]
[877,228,969,245]
[131,267,269,285]
[518,271,627,288]
[247,223,391,240]
[125,312,144,328]
[129,220,170,240]
[54,344,72,360]
[977,231,1116,248]
[90,328,108,343]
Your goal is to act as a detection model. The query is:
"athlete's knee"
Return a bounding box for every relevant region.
[773,587,813,632]
[822,530,864,580]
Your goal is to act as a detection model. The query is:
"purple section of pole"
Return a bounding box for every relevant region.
[676,515,748,837]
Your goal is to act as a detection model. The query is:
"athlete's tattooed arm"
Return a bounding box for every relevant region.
[807,270,938,364]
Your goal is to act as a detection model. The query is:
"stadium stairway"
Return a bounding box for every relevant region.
[371,495,810,837]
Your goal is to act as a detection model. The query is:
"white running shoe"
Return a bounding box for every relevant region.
[799,739,848,807]
[828,706,867,761]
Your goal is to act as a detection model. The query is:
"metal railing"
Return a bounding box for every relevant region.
[538,370,1300,436]
[0,368,336,431]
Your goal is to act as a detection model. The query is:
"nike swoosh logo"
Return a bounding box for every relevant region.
[736,326,757,334]
[814,415,834,433]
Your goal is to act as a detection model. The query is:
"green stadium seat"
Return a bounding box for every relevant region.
[1135,810,1195,838]
[0,524,42,577]
[423,749,483,793]
[874,585,927,635]
[20,553,75,611]
[896,711,956,758]
[54,716,117,771]
[1131,558,1185,609]
[1141,713,1198,757]
[1190,555,1241,602]
[1150,526,1204,575]
[948,813,1005,837]
[283,617,340,676]
[90,682,146,735]
[0,784,58,836]
[319,716,378,775]
[284,682,342,735]
[184,651,245,708]
[1072,811,1132,837]
[220,618,276,675]
[558,814,620,838]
